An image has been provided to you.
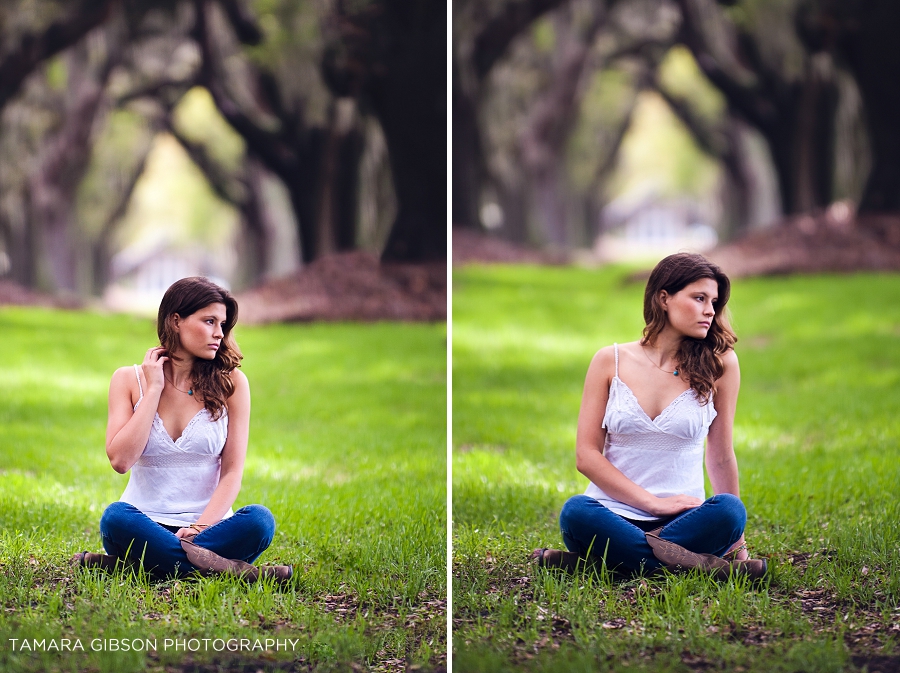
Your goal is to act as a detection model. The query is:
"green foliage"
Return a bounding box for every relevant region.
[721,0,806,81]
[76,109,157,238]
[245,0,331,126]
[531,19,556,54]
[43,57,67,91]
[172,87,246,174]
[115,134,239,252]
[453,265,900,671]
[567,67,637,191]
[0,308,446,672]
[657,46,725,122]
[609,91,720,199]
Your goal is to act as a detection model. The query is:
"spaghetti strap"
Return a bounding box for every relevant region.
[613,343,619,377]
[133,364,143,402]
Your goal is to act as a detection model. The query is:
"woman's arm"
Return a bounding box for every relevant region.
[575,347,702,517]
[106,347,168,474]
[176,369,250,536]
[705,349,741,496]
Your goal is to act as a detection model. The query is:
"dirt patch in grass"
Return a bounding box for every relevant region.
[317,587,446,673]
[455,551,899,668]
[850,654,900,673]
[237,251,446,324]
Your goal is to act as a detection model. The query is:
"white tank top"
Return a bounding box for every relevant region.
[584,343,717,520]
[118,365,233,527]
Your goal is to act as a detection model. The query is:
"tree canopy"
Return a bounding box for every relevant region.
[0,0,446,296]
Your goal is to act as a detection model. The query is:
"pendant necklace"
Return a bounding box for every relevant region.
[165,375,194,395]
[641,344,679,376]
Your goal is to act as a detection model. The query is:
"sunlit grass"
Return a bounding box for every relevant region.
[0,307,446,672]
[452,265,900,671]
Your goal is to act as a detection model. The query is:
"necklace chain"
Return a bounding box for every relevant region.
[640,344,680,376]
[164,374,194,395]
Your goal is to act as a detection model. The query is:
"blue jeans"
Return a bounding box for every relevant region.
[559,493,746,573]
[100,501,276,579]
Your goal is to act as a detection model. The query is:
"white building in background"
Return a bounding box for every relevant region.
[103,243,231,315]
[594,191,718,262]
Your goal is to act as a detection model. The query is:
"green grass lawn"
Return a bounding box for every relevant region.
[0,308,446,672]
[452,264,900,672]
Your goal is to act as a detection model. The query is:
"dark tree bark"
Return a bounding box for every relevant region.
[195,0,369,264]
[192,0,324,263]
[166,113,274,286]
[653,79,754,239]
[314,100,365,256]
[453,0,570,230]
[90,131,160,295]
[823,1,900,213]
[323,0,447,262]
[0,0,117,112]
[27,23,125,292]
[674,0,838,216]
[517,4,611,246]
[583,93,639,240]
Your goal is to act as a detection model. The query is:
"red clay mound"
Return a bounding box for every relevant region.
[0,280,82,308]
[707,211,900,278]
[236,251,446,324]
[452,227,569,265]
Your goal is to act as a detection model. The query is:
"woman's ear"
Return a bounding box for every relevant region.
[659,290,669,310]
[171,313,182,331]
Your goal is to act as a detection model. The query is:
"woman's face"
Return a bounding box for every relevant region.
[173,302,227,360]
[661,278,719,339]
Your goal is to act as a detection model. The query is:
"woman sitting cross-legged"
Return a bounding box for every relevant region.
[72,277,291,583]
[533,254,766,579]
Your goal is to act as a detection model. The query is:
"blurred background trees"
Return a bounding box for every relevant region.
[453,0,900,254]
[0,0,446,302]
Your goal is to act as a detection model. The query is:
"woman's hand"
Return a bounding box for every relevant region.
[649,494,704,517]
[175,527,197,541]
[141,347,168,394]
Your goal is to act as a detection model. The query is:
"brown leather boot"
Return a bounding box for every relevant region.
[180,540,293,584]
[531,548,587,573]
[71,551,122,572]
[645,530,767,580]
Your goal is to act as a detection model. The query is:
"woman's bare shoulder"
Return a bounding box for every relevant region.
[721,348,739,369]
[588,342,630,376]
[228,368,250,393]
[613,340,645,359]
[110,365,138,386]
[109,366,140,408]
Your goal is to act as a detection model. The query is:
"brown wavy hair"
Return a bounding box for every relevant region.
[641,253,737,404]
[157,277,242,420]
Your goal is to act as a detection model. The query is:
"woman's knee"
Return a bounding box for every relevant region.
[100,501,136,535]
[235,504,276,544]
[708,493,747,530]
[559,495,594,528]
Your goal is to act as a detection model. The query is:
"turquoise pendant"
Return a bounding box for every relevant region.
[188,390,193,396]
[673,370,679,376]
